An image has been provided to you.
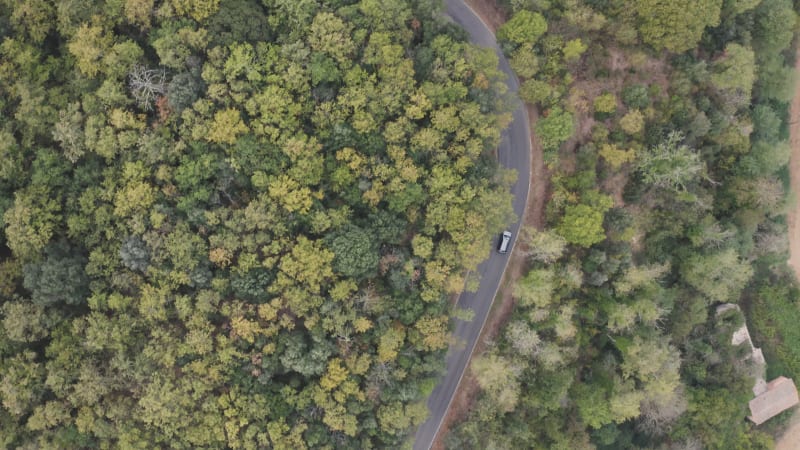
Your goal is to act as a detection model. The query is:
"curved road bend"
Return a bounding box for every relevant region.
[413,1,532,449]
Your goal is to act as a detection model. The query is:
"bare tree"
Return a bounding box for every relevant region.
[519,226,567,263]
[636,387,688,436]
[128,65,166,110]
[753,221,789,258]
[505,320,541,356]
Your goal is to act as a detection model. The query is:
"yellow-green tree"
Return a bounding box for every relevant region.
[207,108,249,145]
[3,186,60,261]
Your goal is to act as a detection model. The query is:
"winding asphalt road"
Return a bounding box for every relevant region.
[412,1,532,449]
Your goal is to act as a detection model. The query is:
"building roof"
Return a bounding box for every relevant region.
[748,376,800,425]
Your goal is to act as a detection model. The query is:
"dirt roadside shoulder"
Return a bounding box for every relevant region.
[776,45,800,450]
[785,46,800,278]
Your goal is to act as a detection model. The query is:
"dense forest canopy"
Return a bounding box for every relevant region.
[0,0,517,448]
[447,0,800,449]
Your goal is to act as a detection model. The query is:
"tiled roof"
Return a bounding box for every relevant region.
[748,376,800,425]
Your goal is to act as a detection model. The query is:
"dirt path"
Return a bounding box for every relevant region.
[786,46,800,276]
[526,105,548,229]
[776,46,800,450]
[777,410,800,450]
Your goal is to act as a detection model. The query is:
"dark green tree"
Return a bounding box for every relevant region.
[22,243,89,307]
[327,226,380,279]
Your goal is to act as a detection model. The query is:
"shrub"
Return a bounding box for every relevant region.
[510,45,540,79]
[600,143,636,169]
[167,72,204,112]
[520,79,552,104]
[594,93,617,114]
[563,38,587,61]
[622,84,650,109]
[619,109,644,134]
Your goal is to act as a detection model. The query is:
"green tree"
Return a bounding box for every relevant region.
[600,143,635,169]
[167,72,204,114]
[509,45,539,79]
[278,236,334,294]
[123,0,156,29]
[755,53,796,101]
[573,382,614,429]
[619,109,644,135]
[0,350,44,417]
[151,24,208,70]
[497,10,548,47]
[1,300,49,342]
[519,79,553,105]
[563,39,587,61]
[536,107,574,151]
[622,84,650,109]
[593,93,617,114]
[557,204,607,247]
[3,185,60,262]
[377,324,406,363]
[327,226,379,279]
[207,108,249,145]
[752,0,795,56]
[513,267,556,308]
[710,43,755,97]
[724,0,761,15]
[170,0,220,21]
[67,22,112,77]
[8,0,55,44]
[556,193,613,248]
[280,333,332,377]
[207,0,271,46]
[619,336,680,391]
[308,12,354,65]
[682,248,753,303]
[634,0,723,52]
